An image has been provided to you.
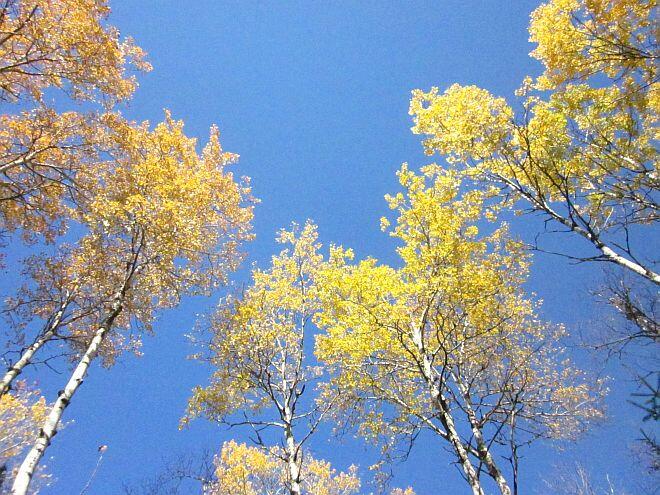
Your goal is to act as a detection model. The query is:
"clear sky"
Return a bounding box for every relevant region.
[5,1,656,494]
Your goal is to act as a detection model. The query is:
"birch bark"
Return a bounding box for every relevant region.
[0,294,70,397]
[496,174,660,284]
[11,292,124,495]
[284,421,302,495]
[411,324,485,495]
[454,375,512,495]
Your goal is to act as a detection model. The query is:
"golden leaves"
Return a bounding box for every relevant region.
[207,441,361,495]
[186,221,319,423]
[0,383,46,462]
[409,84,513,163]
[61,113,254,355]
[0,0,154,241]
[0,0,151,103]
[529,0,656,88]
[314,163,604,452]
[0,381,49,484]
[409,0,658,234]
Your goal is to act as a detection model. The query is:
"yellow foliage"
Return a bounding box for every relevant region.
[207,441,361,495]
[529,0,656,89]
[0,108,101,241]
[186,221,320,422]
[410,85,513,164]
[8,112,254,366]
[0,0,150,103]
[0,0,152,243]
[315,166,605,457]
[409,0,658,271]
[0,383,46,461]
[69,113,251,361]
[0,382,49,489]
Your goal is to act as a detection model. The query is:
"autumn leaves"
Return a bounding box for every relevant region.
[186,168,603,494]
[0,1,252,493]
[0,0,657,494]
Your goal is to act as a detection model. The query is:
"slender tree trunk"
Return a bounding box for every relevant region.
[11,294,124,495]
[283,406,302,495]
[0,295,70,397]
[454,378,512,495]
[496,174,660,284]
[430,386,485,495]
[411,325,484,495]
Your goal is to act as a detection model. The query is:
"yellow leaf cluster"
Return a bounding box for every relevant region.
[0,108,102,241]
[529,0,656,89]
[409,0,658,232]
[10,113,254,367]
[0,383,46,461]
[410,85,513,164]
[315,166,604,451]
[0,0,152,242]
[186,221,320,422]
[207,441,361,495]
[0,0,150,103]
[0,382,49,488]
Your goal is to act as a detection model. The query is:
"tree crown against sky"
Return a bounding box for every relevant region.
[0,0,657,494]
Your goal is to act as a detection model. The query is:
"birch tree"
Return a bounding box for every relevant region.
[206,440,362,495]
[1,250,83,397]
[0,0,151,241]
[10,113,253,495]
[186,222,341,495]
[315,165,605,495]
[408,0,658,464]
[409,0,658,286]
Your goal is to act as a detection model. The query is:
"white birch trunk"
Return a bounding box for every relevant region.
[0,296,69,397]
[411,324,484,495]
[11,295,123,495]
[454,378,511,495]
[285,429,302,495]
[497,174,660,284]
[598,244,659,284]
[283,400,302,495]
[429,385,485,495]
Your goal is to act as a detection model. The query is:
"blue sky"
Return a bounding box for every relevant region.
[3,1,657,494]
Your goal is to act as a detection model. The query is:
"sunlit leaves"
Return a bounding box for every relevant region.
[315,166,604,467]
[0,382,49,488]
[0,0,150,103]
[186,221,319,424]
[206,441,361,495]
[409,0,658,283]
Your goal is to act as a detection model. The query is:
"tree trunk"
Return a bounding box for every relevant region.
[0,296,70,397]
[283,408,302,495]
[411,324,484,495]
[430,386,485,495]
[11,294,123,495]
[454,377,512,495]
[496,174,660,284]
